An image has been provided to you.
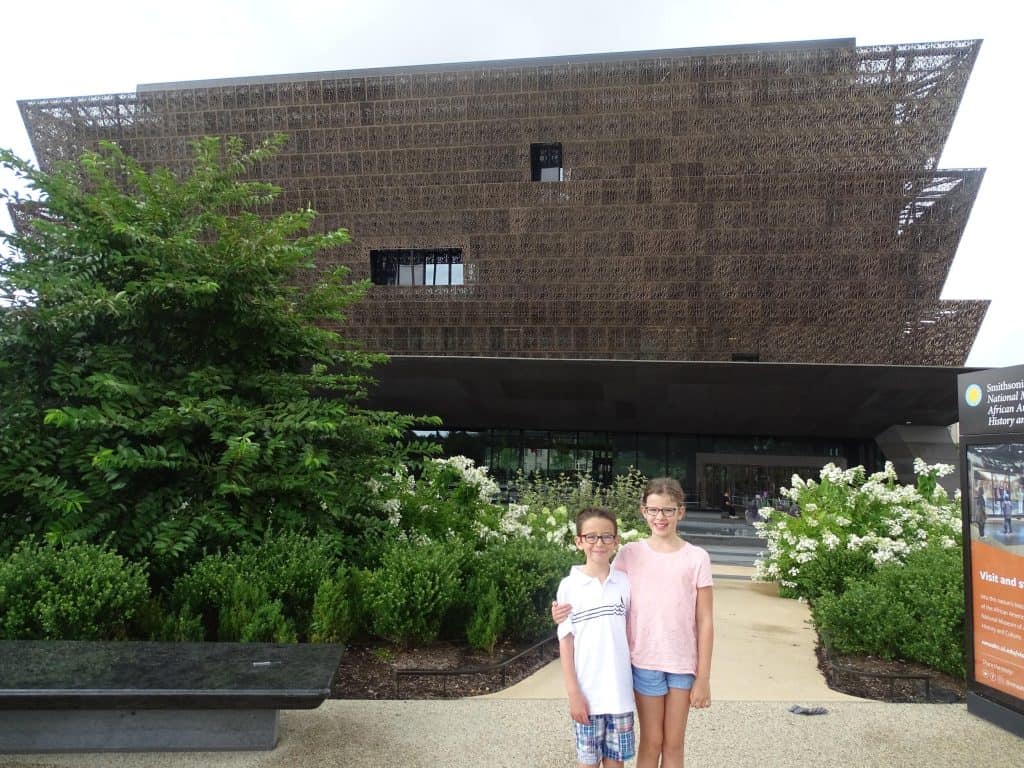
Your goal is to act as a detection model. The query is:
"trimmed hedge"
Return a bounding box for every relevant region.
[0,539,149,640]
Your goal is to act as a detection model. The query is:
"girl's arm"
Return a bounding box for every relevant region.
[551,601,572,623]
[690,585,714,708]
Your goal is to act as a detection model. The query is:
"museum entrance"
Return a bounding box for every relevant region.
[698,454,839,511]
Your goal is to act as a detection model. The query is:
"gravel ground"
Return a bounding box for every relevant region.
[5,699,1021,768]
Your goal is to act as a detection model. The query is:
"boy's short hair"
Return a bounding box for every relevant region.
[642,477,685,507]
[576,507,617,534]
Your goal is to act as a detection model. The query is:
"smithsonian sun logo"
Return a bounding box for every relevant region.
[964,384,983,407]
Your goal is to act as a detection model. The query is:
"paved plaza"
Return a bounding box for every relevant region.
[6,565,1021,767]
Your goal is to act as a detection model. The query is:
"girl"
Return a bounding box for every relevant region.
[553,477,713,768]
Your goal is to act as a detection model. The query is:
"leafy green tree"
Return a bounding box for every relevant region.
[0,136,436,577]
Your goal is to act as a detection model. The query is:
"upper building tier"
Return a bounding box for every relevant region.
[18,38,987,365]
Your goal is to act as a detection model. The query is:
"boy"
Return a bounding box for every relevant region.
[556,508,635,768]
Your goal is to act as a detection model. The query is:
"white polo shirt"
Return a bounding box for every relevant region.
[556,565,634,715]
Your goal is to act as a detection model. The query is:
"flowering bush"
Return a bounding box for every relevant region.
[364,456,504,550]
[365,459,647,553]
[507,469,646,549]
[753,460,961,600]
[354,458,649,648]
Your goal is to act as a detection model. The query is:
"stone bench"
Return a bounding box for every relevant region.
[0,640,343,752]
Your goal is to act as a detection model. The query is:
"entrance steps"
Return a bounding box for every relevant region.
[677,510,766,567]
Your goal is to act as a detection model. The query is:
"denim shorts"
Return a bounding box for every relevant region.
[573,712,635,764]
[632,665,696,697]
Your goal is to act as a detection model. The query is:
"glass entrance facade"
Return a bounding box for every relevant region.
[413,428,880,509]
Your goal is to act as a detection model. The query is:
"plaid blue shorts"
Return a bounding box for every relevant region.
[573,711,635,764]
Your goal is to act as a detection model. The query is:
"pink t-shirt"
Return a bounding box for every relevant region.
[613,539,713,675]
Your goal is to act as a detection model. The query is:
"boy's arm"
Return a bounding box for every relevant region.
[690,585,714,708]
[559,634,590,724]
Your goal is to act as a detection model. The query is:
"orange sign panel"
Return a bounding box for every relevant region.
[971,540,1024,700]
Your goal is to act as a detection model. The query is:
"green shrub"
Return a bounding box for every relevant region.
[310,566,359,644]
[169,532,339,641]
[233,532,338,639]
[217,576,271,642]
[169,552,240,640]
[363,540,465,646]
[160,610,205,642]
[239,602,297,643]
[466,578,504,654]
[470,538,577,643]
[789,546,875,600]
[0,539,149,640]
[812,543,965,677]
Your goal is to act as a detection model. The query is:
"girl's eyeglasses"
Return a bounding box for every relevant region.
[643,506,679,518]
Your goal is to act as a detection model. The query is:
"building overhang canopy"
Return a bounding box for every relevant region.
[366,357,972,438]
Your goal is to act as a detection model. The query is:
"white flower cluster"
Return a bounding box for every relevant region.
[913,458,955,478]
[376,496,402,526]
[867,461,899,484]
[498,503,532,539]
[752,457,962,590]
[819,463,865,486]
[432,456,500,502]
[847,533,911,565]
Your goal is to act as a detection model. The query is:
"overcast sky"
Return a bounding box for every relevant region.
[1,0,1017,368]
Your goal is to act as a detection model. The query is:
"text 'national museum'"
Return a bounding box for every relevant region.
[19,37,986,505]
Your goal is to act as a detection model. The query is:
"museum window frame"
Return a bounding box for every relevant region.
[369,248,464,286]
[530,142,563,182]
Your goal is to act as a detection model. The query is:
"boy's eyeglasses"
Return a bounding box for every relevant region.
[579,533,617,544]
[643,506,679,518]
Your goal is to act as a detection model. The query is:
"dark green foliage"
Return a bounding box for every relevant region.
[466,578,504,654]
[469,539,577,643]
[168,551,240,640]
[233,599,297,644]
[158,609,205,642]
[234,531,339,639]
[0,538,149,640]
[169,532,338,641]
[812,544,965,677]
[0,138,437,576]
[363,540,466,647]
[789,546,875,601]
[310,566,359,644]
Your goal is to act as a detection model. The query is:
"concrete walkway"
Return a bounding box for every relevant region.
[492,564,860,701]
[6,566,1022,767]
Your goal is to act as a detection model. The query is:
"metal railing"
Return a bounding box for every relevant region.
[393,633,557,697]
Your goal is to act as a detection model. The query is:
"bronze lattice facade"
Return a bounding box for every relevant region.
[19,38,986,366]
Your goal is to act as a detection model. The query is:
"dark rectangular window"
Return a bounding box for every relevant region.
[370,248,464,286]
[731,352,759,362]
[531,143,563,182]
